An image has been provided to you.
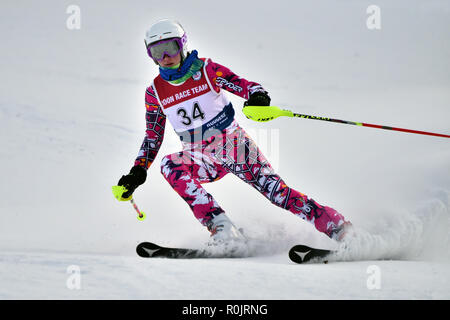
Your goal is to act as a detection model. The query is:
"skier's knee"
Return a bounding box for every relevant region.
[160,155,172,178]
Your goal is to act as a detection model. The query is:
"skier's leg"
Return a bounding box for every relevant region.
[220,125,350,240]
[160,150,229,226]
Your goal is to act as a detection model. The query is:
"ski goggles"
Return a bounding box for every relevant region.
[145,35,186,61]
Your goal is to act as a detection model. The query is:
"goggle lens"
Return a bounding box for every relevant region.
[147,39,181,61]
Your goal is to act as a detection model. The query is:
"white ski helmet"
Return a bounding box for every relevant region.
[144,19,188,62]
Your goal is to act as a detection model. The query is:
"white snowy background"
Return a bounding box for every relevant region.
[0,0,449,299]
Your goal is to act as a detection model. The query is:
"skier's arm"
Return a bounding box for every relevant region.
[204,58,271,106]
[116,86,166,200]
[134,86,167,169]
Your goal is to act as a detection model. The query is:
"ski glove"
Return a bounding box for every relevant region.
[244,91,271,107]
[117,165,147,200]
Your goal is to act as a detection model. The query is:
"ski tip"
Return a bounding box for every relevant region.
[288,245,309,264]
[288,245,332,264]
[136,242,161,257]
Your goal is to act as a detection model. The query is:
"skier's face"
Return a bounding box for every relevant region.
[158,52,181,68]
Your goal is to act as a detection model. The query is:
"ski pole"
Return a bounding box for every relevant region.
[242,106,450,139]
[130,198,146,221]
[112,185,146,221]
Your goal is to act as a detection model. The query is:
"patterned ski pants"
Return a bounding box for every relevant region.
[160,121,348,239]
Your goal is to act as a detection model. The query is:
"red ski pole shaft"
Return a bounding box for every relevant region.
[292,113,450,138]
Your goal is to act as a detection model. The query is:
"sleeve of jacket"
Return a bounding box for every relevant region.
[134,85,166,169]
[204,58,268,100]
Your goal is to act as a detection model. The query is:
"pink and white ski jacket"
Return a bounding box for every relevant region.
[134,57,267,169]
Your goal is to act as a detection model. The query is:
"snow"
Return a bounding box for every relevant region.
[1,251,449,299]
[1,0,449,300]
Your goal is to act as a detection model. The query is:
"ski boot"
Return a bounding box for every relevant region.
[206,213,247,247]
[331,221,354,242]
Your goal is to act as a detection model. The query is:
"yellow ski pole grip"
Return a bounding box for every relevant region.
[112,185,146,221]
[242,106,293,122]
[112,185,132,201]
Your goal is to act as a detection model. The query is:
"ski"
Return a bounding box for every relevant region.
[137,241,335,263]
[137,240,256,259]
[288,245,334,264]
[136,242,208,259]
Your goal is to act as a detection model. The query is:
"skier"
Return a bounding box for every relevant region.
[115,19,352,244]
